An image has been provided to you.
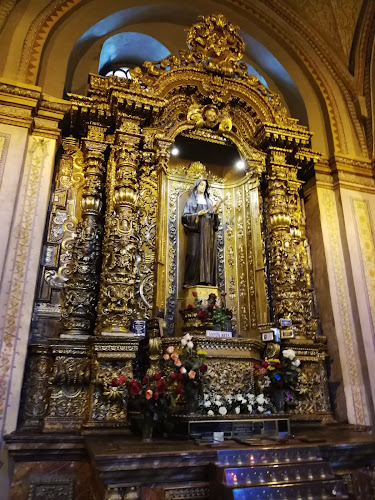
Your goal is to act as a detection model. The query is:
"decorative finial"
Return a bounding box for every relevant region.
[187,14,245,65]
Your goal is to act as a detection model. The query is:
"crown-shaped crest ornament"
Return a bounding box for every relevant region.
[187,14,245,65]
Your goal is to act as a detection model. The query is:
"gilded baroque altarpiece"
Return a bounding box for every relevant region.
[22,14,331,431]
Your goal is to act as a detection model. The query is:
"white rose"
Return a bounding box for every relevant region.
[248,394,255,403]
[235,406,240,414]
[181,338,187,346]
[219,406,227,415]
[225,395,232,401]
[204,393,209,400]
[258,406,265,413]
[256,394,265,405]
[283,349,296,360]
[184,334,192,341]
[204,400,211,407]
[215,400,222,406]
[236,394,243,401]
[187,341,194,349]
[293,359,301,367]
[207,410,214,416]
[247,404,253,413]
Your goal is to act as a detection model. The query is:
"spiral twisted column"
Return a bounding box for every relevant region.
[265,147,316,340]
[61,129,107,337]
[96,117,142,334]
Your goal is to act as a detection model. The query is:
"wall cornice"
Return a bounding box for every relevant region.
[0,77,70,138]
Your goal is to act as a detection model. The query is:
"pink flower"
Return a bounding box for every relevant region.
[180,367,187,374]
[171,353,179,361]
[188,370,196,379]
[145,389,153,400]
[174,359,182,367]
[166,346,174,354]
[163,354,170,360]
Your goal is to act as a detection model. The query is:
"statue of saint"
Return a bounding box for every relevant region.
[182,178,222,287]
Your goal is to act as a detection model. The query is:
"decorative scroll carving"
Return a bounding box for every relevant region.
[21,348,54,430]
[28,477,75,500]
[91,360,133,422]
[44,355,91,430]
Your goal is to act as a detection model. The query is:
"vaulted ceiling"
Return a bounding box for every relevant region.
[0,0,373,159]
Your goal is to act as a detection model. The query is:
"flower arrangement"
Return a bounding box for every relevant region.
[202,392,274,416]
[164,334,208,412]
[187,291,232,329]
[254,348,301,412]
[127,372,170,425]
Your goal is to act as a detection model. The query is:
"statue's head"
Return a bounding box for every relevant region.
[193,178,209,197]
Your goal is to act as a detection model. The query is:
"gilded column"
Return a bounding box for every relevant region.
[96,117,141,333]
[265,147,316,340]
[61,126,107,337]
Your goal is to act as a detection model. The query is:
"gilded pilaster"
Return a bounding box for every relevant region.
[96,117,141,333]
[134,150,158,318]
[154,138,172,314]
[61,126,107,337]
[20,346,54,431]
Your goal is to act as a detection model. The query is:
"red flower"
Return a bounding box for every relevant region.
[197,310,208,322]
[176,385,184,394]
[142,375,149,384]
[261,361,269,368]
[170,372,177,381]
[112,377,120,386]
[208,304,214,311]
[192,291,197,297]
[209,293,216,299]
[187,304,194,311]
[154,392,159,400]
[129,381,142,395]
[275,362,282,369]
[118,374,126,384]
[254,363,260,370]
[176,373,184,381]
[153,373,162,380]
[156,379,166,394]
[199,364,208,373]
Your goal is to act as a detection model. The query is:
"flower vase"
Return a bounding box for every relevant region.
[185,387,200,414]
[272,389,285,413]
[141,413,154,442]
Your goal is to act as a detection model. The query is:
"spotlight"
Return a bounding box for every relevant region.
[235,159,246,170]
[171,147,179,156]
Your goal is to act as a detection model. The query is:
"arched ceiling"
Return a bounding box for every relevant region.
[0,0,372,160]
